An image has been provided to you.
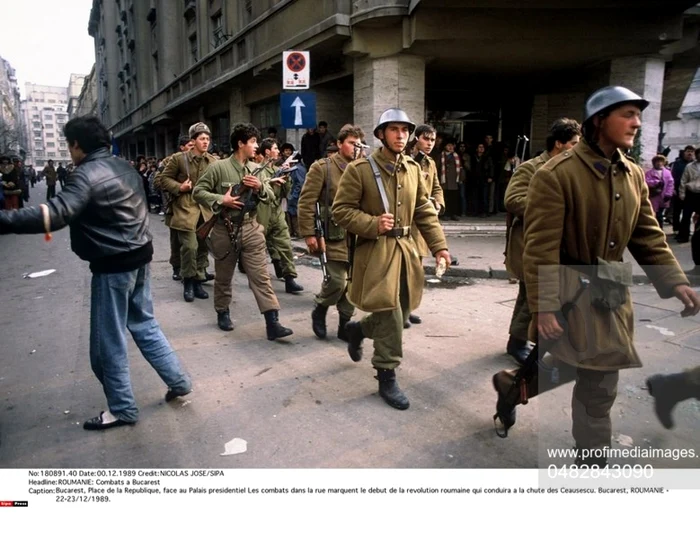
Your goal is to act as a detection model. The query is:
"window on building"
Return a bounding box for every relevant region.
[211,12,225,48]
[190,34,198,63]
[48,99,56,103]
[47,142,56,148]
[46,132,54,138]
[44,113,53,119]
[61,152,68,158]
[33,131,42,138]
[45,123,54,129]
[48,152,56,157]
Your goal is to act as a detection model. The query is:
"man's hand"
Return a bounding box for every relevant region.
[536,311,564,341]
[305,236,320,253]
[487,177,493,183]
[221,186,244,209]
[270,175,287,185]
[377,213,395,234]
[673,284,700,317]
[179,179,192,192]
[435,250,451,268]
[242,174,261,191]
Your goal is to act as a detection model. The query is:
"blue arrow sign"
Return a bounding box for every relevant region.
[281,92,316,129]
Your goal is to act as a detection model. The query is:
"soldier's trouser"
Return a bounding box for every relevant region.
[360,264,410,370]
[315,260,354,318]
[265,207,297,278]
[527,359,619,450]
[508,281,531,342]
[177,228,209,280]
[210,219,280,313]
[169,228,181,269]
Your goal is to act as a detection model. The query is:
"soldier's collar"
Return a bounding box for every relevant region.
[373,148,405,174]
[576,139,630,180]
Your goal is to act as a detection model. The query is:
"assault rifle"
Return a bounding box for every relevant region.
[314,201,330,283]
[223,157,274,250]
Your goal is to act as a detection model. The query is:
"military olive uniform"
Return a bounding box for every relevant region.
[503,151,550,343]
[332,149,448,369]
[192,157,280,313]
[411,154,445,257]
[520,138,689,452]
[254,163,298,279]
[153,154,181,271]
[298,154,354,318]
[158,151,215,280]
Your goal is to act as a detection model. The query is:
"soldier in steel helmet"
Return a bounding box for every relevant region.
[492,86,700,466]
[332,108,451,410]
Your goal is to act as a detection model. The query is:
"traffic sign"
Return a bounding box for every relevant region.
[280,92,316,129]
[283,50,310,89]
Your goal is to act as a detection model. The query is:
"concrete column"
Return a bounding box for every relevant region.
[609,56,665,167]
[229,87,250,125]
[157,0,182,90]
[353,54,425,147]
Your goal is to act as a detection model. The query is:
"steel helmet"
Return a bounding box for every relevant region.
[373,108,416,138]
[188,122,211,140]
[584,86,649,123]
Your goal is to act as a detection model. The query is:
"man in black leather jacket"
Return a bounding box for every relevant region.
[0,115,192,431]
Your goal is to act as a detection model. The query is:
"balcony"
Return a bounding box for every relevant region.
[146,7,156,24]
[183,0,196,20]
[128,38,135,50]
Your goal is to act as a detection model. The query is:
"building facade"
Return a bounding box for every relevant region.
[75,65,99,118]
[88,0,700,165]
[67,73,88,118]
[0,56,24,158]
[21,84,71,167]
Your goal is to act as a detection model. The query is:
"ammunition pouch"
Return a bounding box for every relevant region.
[319,204,345,242]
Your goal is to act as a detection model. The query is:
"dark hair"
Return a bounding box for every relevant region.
[267,127,277,135]
[280,143,295,153]
[414,124,436,139]
[337,124,365,143]
[257,137,278,156]
[63,115,111,154]
[319,121,328,128]
[696,148,700,159]
[178,135,191,147]
[652,154,667,165]
[685,145,696,152]
[230,123,260,151]
[546,118,582,152]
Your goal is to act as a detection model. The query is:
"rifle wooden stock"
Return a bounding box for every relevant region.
[196,213,218,241]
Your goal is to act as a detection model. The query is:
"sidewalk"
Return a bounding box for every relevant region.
[292,214,700,285]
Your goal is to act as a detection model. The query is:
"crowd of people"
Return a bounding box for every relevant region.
[1,86,700,467]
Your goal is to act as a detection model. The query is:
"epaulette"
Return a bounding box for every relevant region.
[544,150,574,170]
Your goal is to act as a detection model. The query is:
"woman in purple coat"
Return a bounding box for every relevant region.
[645,154,674,227]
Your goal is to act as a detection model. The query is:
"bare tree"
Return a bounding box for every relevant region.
[0,117,21,156]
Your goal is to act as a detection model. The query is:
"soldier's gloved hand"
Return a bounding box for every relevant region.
[673,284,700,317]
[305,236,319,253]
[222,186,244,209]
[536,311,564,341]
[377,213,395,234]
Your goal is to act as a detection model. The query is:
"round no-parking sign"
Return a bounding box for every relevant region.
[283,50,310,90]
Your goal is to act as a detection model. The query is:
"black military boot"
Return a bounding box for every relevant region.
[217,309,234,331]
[646,372,700,429]
[285,275,304,294]
[272,259,284,279]
[337,314,351,342]
[172,267,182,281]
[263,310,293,341]
[204,271,215,282]
[375,368,410,410]
[506,336,533,367]
[183,278,195,302]
[311,304,328,339]
[408,313,422,324]
[192,280,209,300]
[345,321,364,362]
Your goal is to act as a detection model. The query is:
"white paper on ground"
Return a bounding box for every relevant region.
[23,269,56,279]
[220,437,247,456]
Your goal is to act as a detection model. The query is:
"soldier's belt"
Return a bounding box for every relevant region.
[383,226,411,238]
[218,213,255,224]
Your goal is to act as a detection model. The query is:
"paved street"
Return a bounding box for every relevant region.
[1,183,699,469]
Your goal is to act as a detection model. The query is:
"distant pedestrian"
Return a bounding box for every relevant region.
[0,115,192,431]
[43,159,58,200]
[56,162,68,189]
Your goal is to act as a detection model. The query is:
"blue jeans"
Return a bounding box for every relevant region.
[90,264,191,422]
